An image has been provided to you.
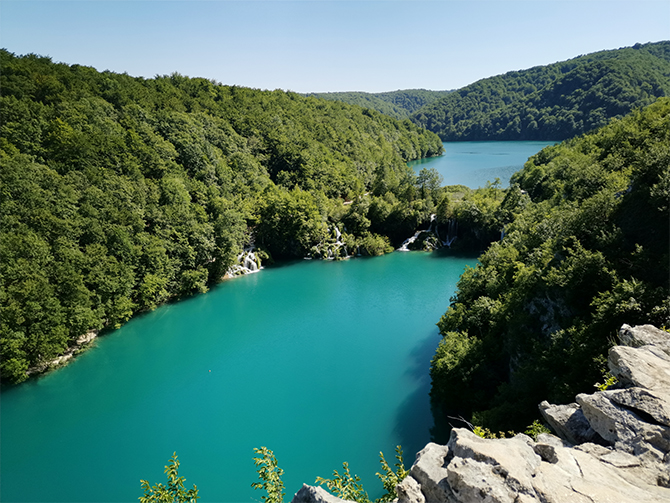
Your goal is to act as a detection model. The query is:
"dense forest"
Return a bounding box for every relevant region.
[430,98,670,432]
[305,89,452,120]
[0,49,444,383]
[411,41,670,141]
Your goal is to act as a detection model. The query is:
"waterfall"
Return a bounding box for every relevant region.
[226,245,263,278]
[397,214,437,252]
[310,225,349,260]
[397,229,424,252]
[428,213,437,233]
[443,219,458,248]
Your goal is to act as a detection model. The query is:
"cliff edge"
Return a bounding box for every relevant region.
[292,324,670,503]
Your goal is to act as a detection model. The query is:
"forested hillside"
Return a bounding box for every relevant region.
[412,41,670,141]
[0,50,443,383]
[430,98,670,432]
[305,89,452,119]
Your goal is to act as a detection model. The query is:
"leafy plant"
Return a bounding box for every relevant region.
[251,447,285,503]
[524,420,552,441]
[472,426,515,439]
[375,446,409,503]
[594,371,618,391]
[139,452,199,503]
[316,462,370,503]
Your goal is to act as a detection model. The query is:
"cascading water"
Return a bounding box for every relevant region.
[312,225,348,260]
[397,229,424,252]
[226,245,263,277]
[397,214,440,252]
[443,219,458,248]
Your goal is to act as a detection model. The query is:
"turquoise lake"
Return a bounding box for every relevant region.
[1,252,477,503]
[1,141,554,502]
[409,141,557,188]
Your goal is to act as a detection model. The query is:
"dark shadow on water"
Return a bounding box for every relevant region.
[255,258,305,270]
[425,248,480,260]
[389,328,471,452]
[390,328,445,460]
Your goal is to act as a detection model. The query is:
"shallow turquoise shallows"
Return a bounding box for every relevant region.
[409,140,557,188]
[1,251,477,502]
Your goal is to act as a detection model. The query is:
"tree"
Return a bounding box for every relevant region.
[416,167,443,196]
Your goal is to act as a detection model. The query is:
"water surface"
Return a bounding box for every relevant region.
[409,141,557,188]
[1,251,477,502]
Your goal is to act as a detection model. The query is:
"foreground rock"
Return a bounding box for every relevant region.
[292,324,670,503]
[292,484,349,503]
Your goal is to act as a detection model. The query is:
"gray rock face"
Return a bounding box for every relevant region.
[619,324,670,355]
[609,344,670,390]
[538,401,599,445]
[396,475,426,503]
[391,324,670,503]
[291,484,351,503]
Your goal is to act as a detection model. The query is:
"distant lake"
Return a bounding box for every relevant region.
[0,251,477,502]
[409,141,558,188]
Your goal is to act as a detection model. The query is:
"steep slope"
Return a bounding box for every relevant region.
[412,41,670,141]
[430,98,670,431]
[0,50,443,383]
[305,89,452,119]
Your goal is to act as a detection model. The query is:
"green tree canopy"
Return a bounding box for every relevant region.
[412,41,670,141]
[0,49,443,383]
[430,98,670,432]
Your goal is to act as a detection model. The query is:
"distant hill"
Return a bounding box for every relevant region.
[411,41,670,141]
[304,89,452,119]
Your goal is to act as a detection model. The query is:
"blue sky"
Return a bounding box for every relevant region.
[1,1,668,93]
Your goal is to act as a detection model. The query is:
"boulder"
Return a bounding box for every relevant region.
[619,324,670,355]
[396,475,425,503]
[538,401,599,445]
[397,427,670,503]
[607,387,670,428]
[609,344,670,391]
[576,390,670,460]
[408,442,457,503]
[291,484,352,503]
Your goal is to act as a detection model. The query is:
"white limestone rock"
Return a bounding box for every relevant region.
[396,475,425,503]
[609,344,670,391]
[538,401,599,445]
[291,484,353,503]
[619,324,670,355]
[408,442,457,503]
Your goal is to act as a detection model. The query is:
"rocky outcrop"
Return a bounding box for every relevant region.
[291,324,670,503]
